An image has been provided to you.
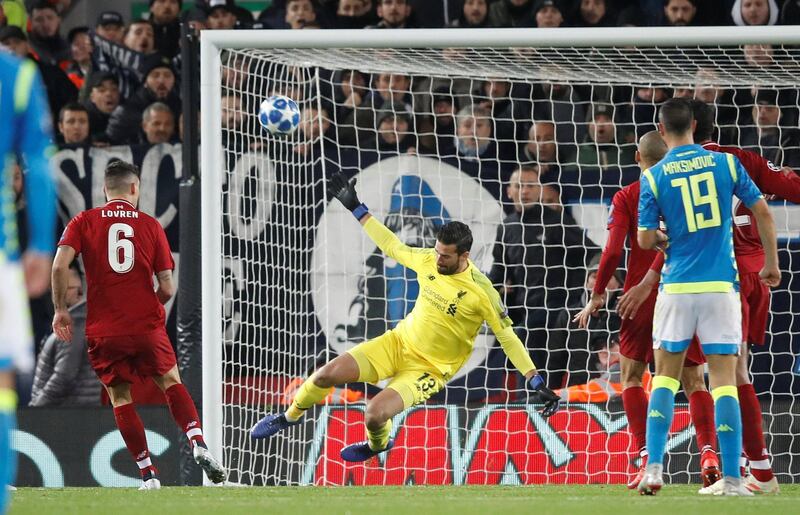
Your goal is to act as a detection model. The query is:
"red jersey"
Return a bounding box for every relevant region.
[702,142,800,274]
[58,199,175,338]
[593,181,659,295]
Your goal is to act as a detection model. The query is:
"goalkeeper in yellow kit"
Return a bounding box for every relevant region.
[250,173,560,461]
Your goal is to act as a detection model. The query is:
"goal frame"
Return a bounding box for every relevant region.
[199,25,800,484]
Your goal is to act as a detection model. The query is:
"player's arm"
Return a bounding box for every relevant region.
[480,285,559,417]
[738,147,800,202]
[750,200,780,286]
[17,61,57,297]
[636,171,667,250]
[153,221,176,304]
[617,252,663,320]
[51,245,76,342]
[494,326,559,417]
[328,172,427,270]
[731,156,781,286]
[156,269,174,304]
[573,223,626,328]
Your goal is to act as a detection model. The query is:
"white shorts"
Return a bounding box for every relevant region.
[652,291,741,355]
[0,260,33,373]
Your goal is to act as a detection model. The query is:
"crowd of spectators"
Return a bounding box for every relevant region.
[6,0,800,403]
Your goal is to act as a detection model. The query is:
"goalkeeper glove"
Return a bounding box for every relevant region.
[529,374,560,418]
[329,173,368,219]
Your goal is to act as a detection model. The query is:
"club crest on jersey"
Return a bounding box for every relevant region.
[447,290,468,317]
[767,160,780,172]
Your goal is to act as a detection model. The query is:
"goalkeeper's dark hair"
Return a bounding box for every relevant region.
[105,159,141,192]
[658,97,694,135]
[689,99,715,142]
[437,221,473,255]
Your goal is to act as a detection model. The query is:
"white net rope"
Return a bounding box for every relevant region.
[214,44,800,486]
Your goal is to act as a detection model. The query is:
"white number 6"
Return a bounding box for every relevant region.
[108,223,134,273]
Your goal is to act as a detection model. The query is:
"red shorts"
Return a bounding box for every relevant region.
[740,271,770,346]
[619,289,706,367]
[87,328,177,386]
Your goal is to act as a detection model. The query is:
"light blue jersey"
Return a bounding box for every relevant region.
[638,143,762,293]
[0,53,57,514]
[0,52,56,262]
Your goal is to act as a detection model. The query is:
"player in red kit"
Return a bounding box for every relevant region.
[50,160,225,489]
[690,98,800,494]
[574,131,720,489]
[622,99,799,494]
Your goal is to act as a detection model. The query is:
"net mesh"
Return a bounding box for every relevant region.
[211,42,800,486]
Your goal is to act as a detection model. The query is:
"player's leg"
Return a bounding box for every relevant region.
[620,355,649,489]
[703,353,749,495]
[639,292,694,495]
[737,274,778,493]
[106,381,160,490]
[251,331,396,439]
[639,347,686,495]
[340,387,405,462]
[287,352,363,421]
[152,364,226,484]
[341,366,445,462]
[618,292,656,489]
[681,360,720,487]
[0,371,16,512]
[1,265,34,507]
[697,291,750,496]
[153,365,206,447]
[738,342,777,492]
[250,353,362,439]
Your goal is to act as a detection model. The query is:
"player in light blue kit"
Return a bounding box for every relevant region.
[636,98,780,496]
[0,53,57,512]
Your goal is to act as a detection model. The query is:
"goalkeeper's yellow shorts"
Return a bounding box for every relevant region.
[347,329,445,409]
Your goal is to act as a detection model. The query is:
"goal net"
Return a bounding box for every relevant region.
[200,27,800,486]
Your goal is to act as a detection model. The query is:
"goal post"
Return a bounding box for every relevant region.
[200,26,800,486]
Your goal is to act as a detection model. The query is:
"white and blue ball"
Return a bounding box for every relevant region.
[258,95,301,136]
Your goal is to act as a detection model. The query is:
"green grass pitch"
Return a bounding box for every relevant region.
[9,485,800,515]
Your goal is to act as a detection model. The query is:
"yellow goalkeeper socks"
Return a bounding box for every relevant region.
[285,376,332,422]
[367,419,392,451]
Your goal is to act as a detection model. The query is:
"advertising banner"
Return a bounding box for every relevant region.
[14,407,182,487]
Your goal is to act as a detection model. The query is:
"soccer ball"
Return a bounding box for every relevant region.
[258,95,301,136]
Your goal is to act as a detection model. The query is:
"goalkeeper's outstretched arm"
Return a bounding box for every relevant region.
[328,173,427,270]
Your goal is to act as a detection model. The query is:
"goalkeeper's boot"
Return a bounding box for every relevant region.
[700,446,721,488]
[637,463,663,496]
[744,474,780,494]
[193,444,227,484]
[627,451,648,490]
[340,438,395,462]
[718,477,755,496]
[250,413,298,439]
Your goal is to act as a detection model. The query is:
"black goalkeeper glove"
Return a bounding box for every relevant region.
[528,374,560,418]
[329,173,369,219]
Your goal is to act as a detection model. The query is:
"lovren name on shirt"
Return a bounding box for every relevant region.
[101,208,139,218]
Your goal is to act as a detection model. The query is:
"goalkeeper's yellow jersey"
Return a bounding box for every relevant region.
[363,217,537,380]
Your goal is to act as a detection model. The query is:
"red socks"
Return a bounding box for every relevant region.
[113,403,157,479]
[165,384,206,448]
[689,390,716,452]
[622,386,648,453]
[738,383,773,481]
[114,384,204,482]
